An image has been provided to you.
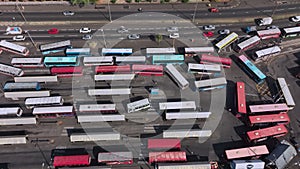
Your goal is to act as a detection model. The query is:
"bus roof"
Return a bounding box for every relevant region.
[249,103,289,113]
[195,77,227,88]
[11,58,42,64]
[51,67,83,74]
[148,139,181,149]
[98,152,133,162]
[188,63,221,72]
[166,112,211,120]
[32,106,73,115]
[132,64,163,72]
[40,40,71,51]
[149,151,187,163]
[249,112,290,124]
[53,155,91,167]
[236,82,247,114]
[256,28,281,36]
[146,48,175,54]
[77,115,125,123]
[66,48,90,53]
[163,129,212,138]
[115,56,146,63]
[0,117,36,126]
[79,104,116,112]
[255,46,281,58]
[238,55,266,80]
[225,145,269,159]
[215,32,238,50]
[184,47,215,53]
[0,40,27,52]
[237,35,260,50]
[25,96,62,105]
[101,48,132,54]
[44,56,77,63]
[156,162,212,169]
[247,124,288,140]
[94,74,135,81]
[14,76,58,83]
[159,101,196,110]
[277,78,295,107]
[282,26,300,34]
[88,88,131,96]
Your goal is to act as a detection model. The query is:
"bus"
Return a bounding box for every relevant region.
[215,32,239,51]
[101,48,132,56]
[184,47,215,57]
[248,112,290,127]
[32,106,74,118]
[0,63,24,77]
[4,91,50,100]
[188,63,221,74]
[165,64,189,89]
[25,96,64,109]
[235,35,260,53]
[83,56,114,66]
[94,74,135,81]
[249,103,289,114]
[77,115,125,123]
[237,55,266,84]
[44,56,79,67]
[88,88,131,96]
[0,40,29,56]
[51,67,83,77]
[39,40,71,54]
[195,77,227,91]
[152,55,185,65]
[166,111,211,120]
[0,107,23,117]
[149,151,187,164]
[127,98,151,113]
[65,48,90,56]
[98,152,133,165]
[22,68,51,76]
[0,136,27,145]
[281,26,300,38]
[70,132,120,142]
[79,104,116,113]
[277,78,295,110]
[11,58,43,68]
[148,139,181,150]
[3,82,41,91]
[0,117,36,126]
[163,129,212,138]
[95,65,131,74]
[159,101,196,111]
[53,155,91,168]
[14,76,58,83]
[155,162,214,169]
[225,145,269,160]
[146,48,176,55]
[256,28,281,40]
[115,56,146,63]
[200,54,232,68]
[254,46,281,60]
[132,64,164,76]
[236,82,246,114]
[247,124,288,143]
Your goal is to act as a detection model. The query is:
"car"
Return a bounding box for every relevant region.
[138,8,143,12]
[128,34,140,40]
[203,25,215,30]
[79,27,91,33]
[169,33,179,39]
[291,16,300,22]
[12,35,26,41]
[218,29,230,35]
[63,11,75,16]
[266,25,278,29]
[209,8,219,13]
[82,34,92,40]
[117,26,129,33]
[48,28,59,34]
[203,31,214,37]
[167,26,179,32]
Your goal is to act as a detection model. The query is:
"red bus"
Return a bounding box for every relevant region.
[148,139,181,150]
[95,65,131,74]
[98,151,133,165]
[247,124,288,143]
[200,54,232,68]
[225,145,269,160]
[53,155,91,167]
[236,82,246,114]
[256,28,281,40]
[149,151,187,164]
[50,66,83,77]
[132,64,163,76]
[249,103,289,114]
[248,112,290,127]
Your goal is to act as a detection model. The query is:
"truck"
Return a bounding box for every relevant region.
[256,17,273,26]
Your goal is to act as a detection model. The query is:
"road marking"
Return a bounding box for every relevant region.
[288,7,296,9]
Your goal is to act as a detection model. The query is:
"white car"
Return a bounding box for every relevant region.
[203,25,215,30]
[117,26,129,33]
[169,33,179,39]
[167,27,179,32]
[128,34,140,40]
[82,34,92,40]
[291,16,300,22]
[79,27,91,33]
[63,11,75,16]
[218,29,230,35]
[13,35,25,41]
[266,25,278,30]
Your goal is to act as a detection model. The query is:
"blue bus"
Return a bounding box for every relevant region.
[238,55,266,84]
[101,48,133,56]
[152,55,185,65]
[40,40,72,55]
[43,56,79,67]
[4,82,41,91]
[65,48,90,57]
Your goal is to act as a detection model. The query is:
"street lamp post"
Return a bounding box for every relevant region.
[192,0,199,23]
[16,2,27,23]
[25,30,39,51]
[107,0,112,22]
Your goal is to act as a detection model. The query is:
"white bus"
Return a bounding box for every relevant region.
[39,40,71,54]
[0,136,27,145]
[155,162,213,169]
[70,132,120,142]
[195,77,227,91]
[184,47,215,57]
[159,101,196,111]
[115,56,146,63]
[94,74,135,81]
[65,48,90,56]
[0,63,24,77]
[0,117,36,126]
[101,48,133,56]
[254,46,281,60]
[127,98,151,113]
[215,32,239,51]
[83,56,114,66]
[188,63,221,74]
[32,106,74,118]
[79,104,116,113]
[4,91,50,100]
[25,96,64,109]
[77,115,125,123]
[14,76,58,83]
[277,78,295,110]
[166,111,211,120]
[236,35,260,52]
[163,129,212,138]
[88,88,131,96]
[146,48,175,55]
[11,58,43,68]
[0,40,29,56]
[0,107,23,117]
[165,64,189,90]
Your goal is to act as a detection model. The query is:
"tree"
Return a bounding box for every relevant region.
[155,34,163,45]
[126,0,132,3]
[111,0,117,3]
[181,0,189,3]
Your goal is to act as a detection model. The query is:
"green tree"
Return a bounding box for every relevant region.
[155,34,163,45]
[135,0,141,2]
[111,0,117,3]
[181,0,189,3]
[126,0,132,3]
